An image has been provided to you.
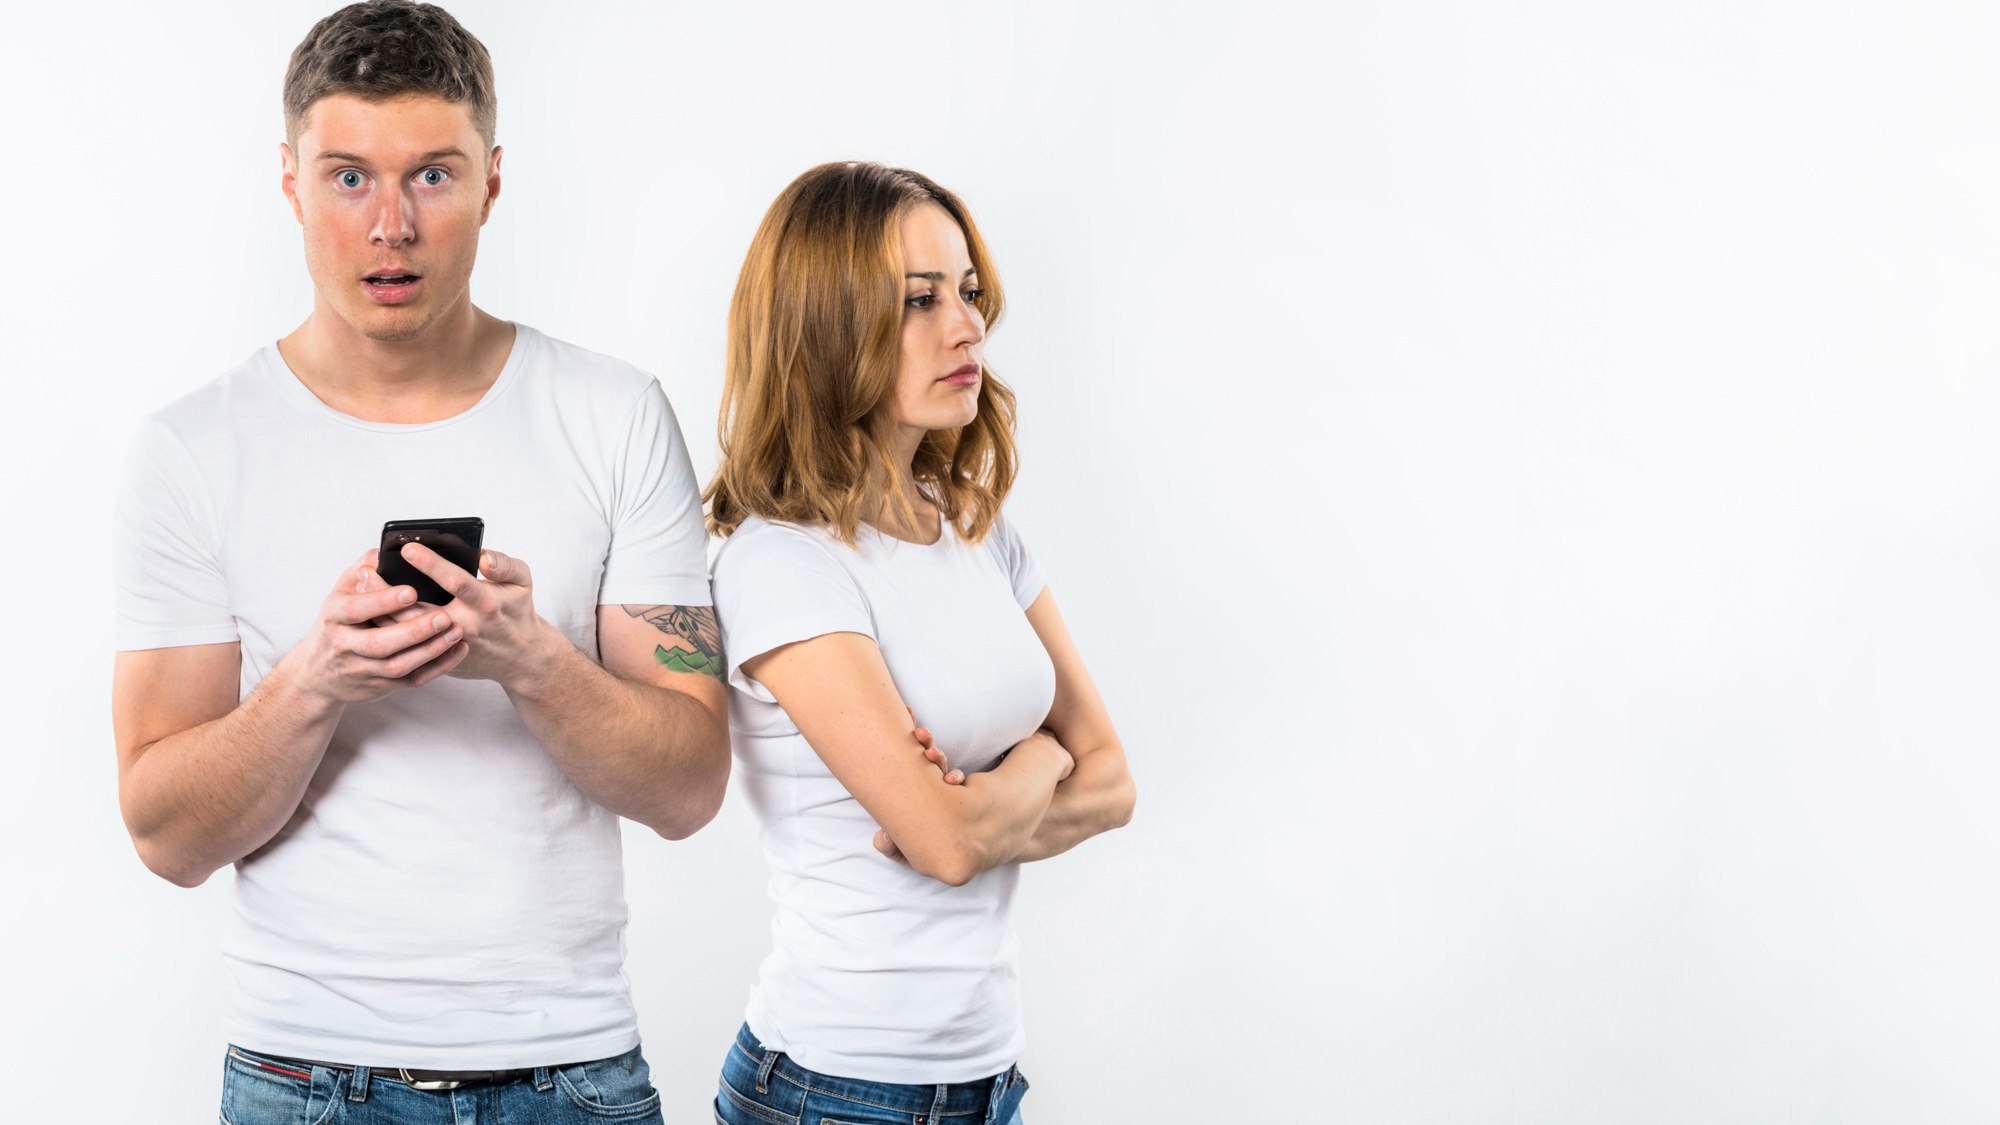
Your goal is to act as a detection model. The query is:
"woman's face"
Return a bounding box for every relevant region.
[884,202,986,435]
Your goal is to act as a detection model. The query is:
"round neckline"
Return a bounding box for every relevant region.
[862,508,950,549]
[263,322,530,433]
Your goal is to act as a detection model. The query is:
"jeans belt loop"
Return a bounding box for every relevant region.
[348,1065,371,1103]
[982,1068,1006,1125]
[925,1082,949,1125]
[756,1049,779,1094]
[534,1065,553,1092]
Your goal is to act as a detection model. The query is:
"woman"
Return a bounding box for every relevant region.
[704,162,1137,1125]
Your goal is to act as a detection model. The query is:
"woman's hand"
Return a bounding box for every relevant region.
[911,718,966,785]
[876,716,966,863]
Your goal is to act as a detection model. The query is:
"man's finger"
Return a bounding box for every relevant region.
[331,584,420,625]
[335,552,379,595]
[400,542,480,600]
[402,641,471,688]
[370,622,466,678]
[349,610,456,659]
[479,549,531,587]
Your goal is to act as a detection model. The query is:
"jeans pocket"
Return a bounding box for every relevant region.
[555,1047,665,1118]
[220,1047,342,1125]
[716,1072,802,1125]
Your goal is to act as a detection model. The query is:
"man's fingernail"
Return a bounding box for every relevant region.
[399,588,415,604]
[432,613,450,630]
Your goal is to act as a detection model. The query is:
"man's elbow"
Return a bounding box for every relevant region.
[649,728,732,841]
[132,836,214,889]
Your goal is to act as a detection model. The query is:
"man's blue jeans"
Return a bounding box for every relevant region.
[713,1023,1027,1125]
[220,1043,664,1124]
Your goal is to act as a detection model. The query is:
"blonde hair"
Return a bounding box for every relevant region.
[705,162,1017,543]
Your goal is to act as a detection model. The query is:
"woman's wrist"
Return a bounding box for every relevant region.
[1014,730,1074,782]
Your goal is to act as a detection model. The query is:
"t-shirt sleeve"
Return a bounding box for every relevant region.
[114,419,238,651]
[983,512,1047,610]
[710,524,873,702]
[598,381,714,608]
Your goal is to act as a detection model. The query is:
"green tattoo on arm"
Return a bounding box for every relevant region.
[624,604,725,680]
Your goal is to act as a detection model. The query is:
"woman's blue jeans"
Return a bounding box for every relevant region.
[713,1024,1027,1125]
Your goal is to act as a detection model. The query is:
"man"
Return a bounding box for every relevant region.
[111,3,725,1121]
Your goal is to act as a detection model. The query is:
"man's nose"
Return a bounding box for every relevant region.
[370,187,416,247]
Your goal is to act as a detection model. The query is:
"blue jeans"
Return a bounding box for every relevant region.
[220,1043,664,1124]
[714,1024,1026,1125]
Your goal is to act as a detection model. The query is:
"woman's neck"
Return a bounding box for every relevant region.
[863,425,941,544]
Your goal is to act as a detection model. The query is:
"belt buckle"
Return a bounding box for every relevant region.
[400,1068,463,1091]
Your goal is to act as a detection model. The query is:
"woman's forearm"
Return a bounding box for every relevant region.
[1011,742,1136,863]
[897,736,1067,885]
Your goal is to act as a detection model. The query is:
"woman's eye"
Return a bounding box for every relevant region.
[906,294,934,309]
[419,168,446,186]
[337,170,364,189]
[962,288,983,304]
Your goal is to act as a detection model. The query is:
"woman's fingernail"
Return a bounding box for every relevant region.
[432,613,450,629]
[399,588,416,604]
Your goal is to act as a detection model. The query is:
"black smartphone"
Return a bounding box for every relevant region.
[377,517,485,606]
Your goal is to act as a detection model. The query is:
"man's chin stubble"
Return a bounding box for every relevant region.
[340,303,444,344]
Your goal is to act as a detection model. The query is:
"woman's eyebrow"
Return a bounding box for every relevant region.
[903,268,979,281]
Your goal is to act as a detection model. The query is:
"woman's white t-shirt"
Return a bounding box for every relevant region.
[709,513,1056,1085]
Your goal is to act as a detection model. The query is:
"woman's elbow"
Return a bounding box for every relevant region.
[1110,776,1138,830]
[904,838,986,888]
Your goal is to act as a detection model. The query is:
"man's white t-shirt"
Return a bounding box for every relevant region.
[709,513,1056,1085]
[113,325,711,1069]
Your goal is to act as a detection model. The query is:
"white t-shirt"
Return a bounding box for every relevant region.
[709,513,1056,1084]
[113,325,712,1068]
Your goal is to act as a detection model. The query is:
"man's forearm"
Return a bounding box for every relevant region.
[1011,744,1136,863]
[122,662,344,887]
[503,633,731,838]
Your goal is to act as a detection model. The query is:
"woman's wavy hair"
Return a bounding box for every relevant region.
[704,162,1016,544]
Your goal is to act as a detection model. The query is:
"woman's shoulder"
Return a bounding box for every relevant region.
[713,516,847,579]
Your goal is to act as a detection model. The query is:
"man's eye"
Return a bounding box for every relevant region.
[337,170,364,189]
[906,294,934,309]
[419,168,446,186]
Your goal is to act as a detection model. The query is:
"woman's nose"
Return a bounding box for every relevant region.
[950,293,985,346]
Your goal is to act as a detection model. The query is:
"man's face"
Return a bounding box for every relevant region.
[281,94,500,342]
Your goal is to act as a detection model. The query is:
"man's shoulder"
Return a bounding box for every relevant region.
[519,325,662,409]
[135,347,284,448]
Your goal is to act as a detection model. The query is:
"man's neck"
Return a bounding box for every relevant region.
[277,294,516,425]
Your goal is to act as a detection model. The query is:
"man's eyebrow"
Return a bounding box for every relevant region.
[903,268,980,281]
[313,148,471,164]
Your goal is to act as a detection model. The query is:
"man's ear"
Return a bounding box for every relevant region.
[279,142,304,224]
[480,145,503,225]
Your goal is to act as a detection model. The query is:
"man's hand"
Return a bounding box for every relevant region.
[399,543,563,690]
[286,552,469,704]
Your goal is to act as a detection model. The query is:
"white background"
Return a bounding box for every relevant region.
[3,1,1999,1121]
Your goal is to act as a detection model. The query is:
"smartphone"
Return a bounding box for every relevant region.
[377,517,485,606]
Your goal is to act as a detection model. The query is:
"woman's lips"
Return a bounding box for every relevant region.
[939,363,980,387]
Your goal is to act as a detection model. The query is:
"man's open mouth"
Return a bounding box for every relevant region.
[365,274,420,286]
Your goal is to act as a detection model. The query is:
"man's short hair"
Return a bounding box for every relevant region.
[284,0,496,149]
